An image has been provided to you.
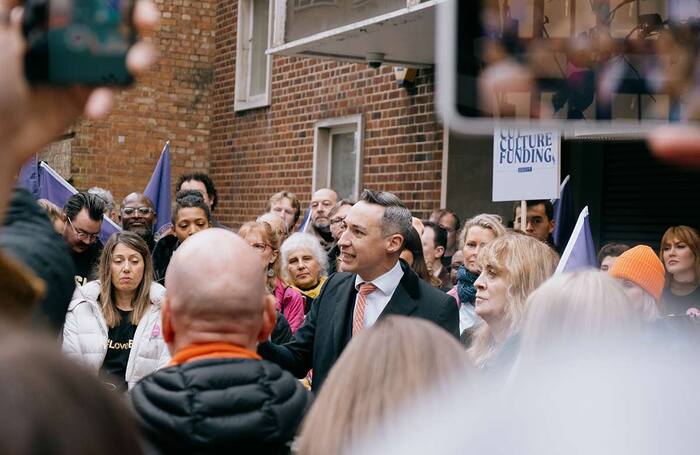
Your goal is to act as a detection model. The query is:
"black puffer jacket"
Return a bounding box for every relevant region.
[130,357,311,454]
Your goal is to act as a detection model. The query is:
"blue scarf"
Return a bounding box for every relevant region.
[457,265,479,305]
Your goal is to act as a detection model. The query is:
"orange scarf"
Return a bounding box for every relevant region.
[169,342,261,366]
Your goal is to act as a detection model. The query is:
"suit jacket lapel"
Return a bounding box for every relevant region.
[379,261,420,319]
[330,275,358,351]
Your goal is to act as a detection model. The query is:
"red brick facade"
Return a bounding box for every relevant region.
[49,0,444,227]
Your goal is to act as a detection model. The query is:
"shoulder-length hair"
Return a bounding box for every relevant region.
[458,214,508,250]
[266,191,301,226]
[238,221,280,292]
[296,316,471,455]
[280,232,328,282]
[659,225,700,284]
[468,233,559,367]
[402,227,441,287]
[98,232,154,328]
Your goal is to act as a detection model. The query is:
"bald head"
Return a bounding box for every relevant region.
[163,229,273,351]
[311,188,338,229]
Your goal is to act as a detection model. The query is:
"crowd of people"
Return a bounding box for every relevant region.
[2,0,700,451]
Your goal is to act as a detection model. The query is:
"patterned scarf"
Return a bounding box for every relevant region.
[457,265,480,305]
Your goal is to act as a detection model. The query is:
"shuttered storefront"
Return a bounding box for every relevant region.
[600,141,700,250]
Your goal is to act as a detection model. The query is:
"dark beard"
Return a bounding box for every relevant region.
[128,225,154,243]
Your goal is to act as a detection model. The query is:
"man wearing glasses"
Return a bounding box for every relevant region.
[62,192,105,287]
[119,193,157,252]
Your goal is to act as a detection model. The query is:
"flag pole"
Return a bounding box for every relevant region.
[520,200,527,232]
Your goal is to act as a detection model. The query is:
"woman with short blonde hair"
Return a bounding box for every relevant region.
[467,233,558,368]
[296,316,471,455]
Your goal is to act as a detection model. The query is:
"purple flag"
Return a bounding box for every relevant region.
[37,162,121,244]
[144,142,172,237]
[18,154,40,198]
[552,175,575,248]
[554,206,597,275]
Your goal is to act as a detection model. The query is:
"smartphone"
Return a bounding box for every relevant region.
[22,0,135,86]
[437,0,700,137]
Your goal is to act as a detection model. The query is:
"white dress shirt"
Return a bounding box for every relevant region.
[353,260,404,330]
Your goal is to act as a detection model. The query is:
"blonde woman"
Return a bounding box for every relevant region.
[296,316,471,455]
[448,214,508,343]
[468,233,558,369]
[517,270,642,364]
[63,231,169,391]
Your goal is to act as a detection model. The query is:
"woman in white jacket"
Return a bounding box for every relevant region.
[63,231,170,391]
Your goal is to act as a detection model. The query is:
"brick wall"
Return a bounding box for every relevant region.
[211,2,444,228]
[46,0,215,209]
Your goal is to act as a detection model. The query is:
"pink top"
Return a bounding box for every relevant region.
[274,278,306,333]
[447,285,461,308]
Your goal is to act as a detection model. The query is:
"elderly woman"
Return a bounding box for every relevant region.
[281,232,329,312]
[239,221,306,333]
[468,233,559,370]
[659,226,700,317]
[448,214,507,343]
[63,231,169,391]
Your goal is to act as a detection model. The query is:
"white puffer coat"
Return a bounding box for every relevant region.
[62,280,171,389]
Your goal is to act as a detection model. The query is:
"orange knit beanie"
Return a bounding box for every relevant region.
[609,245,665,301]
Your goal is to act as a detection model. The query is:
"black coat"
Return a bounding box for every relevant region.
[152,234,178,283]
[0,188,76,333]
[259,259,459,391]
[130,358,310,455]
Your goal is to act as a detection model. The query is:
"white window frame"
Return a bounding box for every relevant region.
[234,0,273,112]
[313,115,364,200]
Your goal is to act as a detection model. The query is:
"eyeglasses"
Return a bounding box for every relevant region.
[249,242,273,253]
[67,217,100,243]
[121,206,154,216]
[330,216,346,227]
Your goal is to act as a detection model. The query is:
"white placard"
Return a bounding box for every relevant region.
[492,128,561,202]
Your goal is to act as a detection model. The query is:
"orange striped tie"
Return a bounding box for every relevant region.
[353,282,377,335]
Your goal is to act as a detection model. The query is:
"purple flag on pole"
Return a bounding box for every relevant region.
[18,154,40,198]
[37,162,121,244]
[144,142,172,237]
[552,175,575,249]
[554,206,597,275]
[298,203,312,233]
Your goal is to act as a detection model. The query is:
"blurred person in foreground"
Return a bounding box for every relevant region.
[63,232,168,391]
[297,316,470,455]
[239,221,305,333]
[447,214,507,345]
[659,225,700,316]
[152,190,212,282]
[130,229,309,454]
[468,233,558,370]
[609,245,665,322]
[0,327,145,454]
[598,242,630,272]
[400,226,442,288]
[280,232,329,313]
[259,189,458,391]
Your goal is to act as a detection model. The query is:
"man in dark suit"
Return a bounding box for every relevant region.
[259,189,459,391]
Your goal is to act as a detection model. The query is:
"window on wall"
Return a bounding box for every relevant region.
[235,0,272,111]
[313,115,364,200]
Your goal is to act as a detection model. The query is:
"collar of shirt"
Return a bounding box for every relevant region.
[354,260,404,297]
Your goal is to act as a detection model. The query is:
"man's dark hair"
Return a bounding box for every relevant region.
[176,173,218,212]
[438,209,461,232]
[597,242,631,266]
[512,199,554,222]
[63,192,105,222]
[329,199,354,218]
[423,221,447,252]
[359,189,412,244]
[172,190,212,225]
